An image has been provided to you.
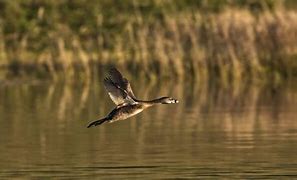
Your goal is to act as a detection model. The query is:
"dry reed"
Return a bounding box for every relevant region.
[0,8,297,82]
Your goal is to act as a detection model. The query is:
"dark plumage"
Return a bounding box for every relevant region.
[87,68,179,128]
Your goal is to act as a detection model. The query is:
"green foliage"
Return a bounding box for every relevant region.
[0,0,285,35]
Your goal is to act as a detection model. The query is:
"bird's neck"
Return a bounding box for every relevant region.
[137,98,164,107]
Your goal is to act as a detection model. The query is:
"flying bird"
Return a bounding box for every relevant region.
[87,68,179,128]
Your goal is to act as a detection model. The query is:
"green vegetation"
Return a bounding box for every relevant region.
[0,0,296,83]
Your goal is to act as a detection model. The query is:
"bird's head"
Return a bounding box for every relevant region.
[159,97,179,104]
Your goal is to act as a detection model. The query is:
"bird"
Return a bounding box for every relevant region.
[87,67,179,128]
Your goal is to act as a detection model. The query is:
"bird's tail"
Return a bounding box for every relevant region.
[87,117,110,128]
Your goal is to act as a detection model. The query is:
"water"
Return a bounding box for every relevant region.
[0,79,296,179]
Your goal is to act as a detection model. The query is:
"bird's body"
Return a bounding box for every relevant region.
[110,104,145,122]
[87,68,178,128]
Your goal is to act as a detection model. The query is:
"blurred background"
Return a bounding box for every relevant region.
[0,0,296,178]
[0,0,296,82]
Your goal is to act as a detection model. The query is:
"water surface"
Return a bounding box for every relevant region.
[0,80,296,179]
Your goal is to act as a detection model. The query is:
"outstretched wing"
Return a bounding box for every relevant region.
[103,68,136,106]
[108,67,136,99]
[103,77,128,106]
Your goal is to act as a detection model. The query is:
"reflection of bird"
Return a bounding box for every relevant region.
[87,67,179,128]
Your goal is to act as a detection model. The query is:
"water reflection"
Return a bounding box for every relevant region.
[0,79,296,178]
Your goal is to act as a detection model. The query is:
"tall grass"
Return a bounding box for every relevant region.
[0,1,297,82]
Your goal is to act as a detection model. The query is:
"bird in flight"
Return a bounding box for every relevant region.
[87,67,179,128]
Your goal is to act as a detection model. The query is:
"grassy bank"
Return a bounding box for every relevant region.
[0,0,297,83]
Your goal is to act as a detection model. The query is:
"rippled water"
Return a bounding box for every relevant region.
[0,79,296,179]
